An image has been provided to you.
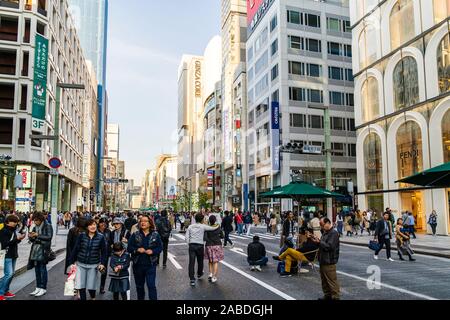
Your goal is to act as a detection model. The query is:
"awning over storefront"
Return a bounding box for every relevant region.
[395,162,450,188]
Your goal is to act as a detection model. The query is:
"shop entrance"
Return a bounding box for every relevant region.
[400,191,426,232]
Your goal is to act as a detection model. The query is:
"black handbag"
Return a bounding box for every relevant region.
[46,248,56,262]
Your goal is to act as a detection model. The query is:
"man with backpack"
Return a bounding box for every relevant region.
[156,210,172,268]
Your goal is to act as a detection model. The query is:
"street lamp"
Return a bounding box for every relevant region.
[50,83,85,246]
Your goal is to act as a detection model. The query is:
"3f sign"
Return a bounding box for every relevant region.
[32,119,45,132]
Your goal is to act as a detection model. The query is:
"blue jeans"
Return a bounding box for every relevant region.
[133,264,157,300]
[237,223,244,235]
[35,262,48,290]
[0,258,16,295]
[248,257,268,266]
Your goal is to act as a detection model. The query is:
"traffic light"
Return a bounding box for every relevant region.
[280,142,303,154]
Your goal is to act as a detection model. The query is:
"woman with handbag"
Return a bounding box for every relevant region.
[395,218,416,261]
[27,212,53,298]
[204,215,224,283]
[428,210,438,236]
[68,218,107,300]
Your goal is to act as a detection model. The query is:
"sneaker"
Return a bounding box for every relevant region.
[211,277,217,283]
[208,273,213,281]
[34,289,47,297]
[280,272,292,278]
[190,280,196,287]
[4,292,15,298]
[250,266,256,271]
[197,272,204,279]
[0,296,5,301]
[388,258,395,262]
[29,288,40,296]
[255,266,262,272]
[373,255,378,260]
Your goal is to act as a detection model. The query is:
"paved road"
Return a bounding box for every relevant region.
[10,228,450,300]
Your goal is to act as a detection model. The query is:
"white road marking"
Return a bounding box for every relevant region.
[229,235,248,240]
[174,234,186,240]
[230,247,247,257]
[220,260,295,300]
[169,243,187,246]
[168,252,183,270]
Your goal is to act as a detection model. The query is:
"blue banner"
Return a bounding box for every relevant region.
[271,102,280,173]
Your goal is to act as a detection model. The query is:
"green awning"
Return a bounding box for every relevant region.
[395,162,450,188]
[260,181,344,199]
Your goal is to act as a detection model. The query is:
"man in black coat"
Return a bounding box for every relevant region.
[374,212,394,261]
[156,210,172,268]
[0,214,26,299]
[312,218,340,300]
[247,236,267,271]
[280,211,295,248]
[221,211,234,247]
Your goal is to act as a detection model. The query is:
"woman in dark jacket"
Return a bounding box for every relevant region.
[98,217,112,293]
[204,215,224,283]
[28,212,53,297]
[69,219,107,300]
[64,217,87,274]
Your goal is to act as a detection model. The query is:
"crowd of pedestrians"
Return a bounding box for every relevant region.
[0,205,442,301]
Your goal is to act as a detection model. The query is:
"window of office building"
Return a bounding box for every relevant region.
[306,38,321,52]
[0,49,16,75]
[0,118,13,144]
[329,66,343,80]
[359,25,378,69]
[287,10,301,24]
[309,115,323,129]
[364,133,383,190]
[328,42,341,55]
[290,114,306,127]
[331,143,345,156]
[393,56,419,110]
[327,17,340,31]
[0,83,14,110]
[361,77,380,122]
[255,51,268,75]
[443,110,450,162]
[289,87,305,101]
[271,39,278,56]
[0,16,18,42]
[305,13,320,28]
[272,89,279,103]
[289,35,303,50]
[331,117,345,131]
[289,61,303,75]
[397,121,423,181]
[271,64,279,81]
[437,34,450,94]
[309,64,322,77]
[390,0,415,50]
[308,89,323,103]
[346,93,355,106]
[18,118,26,145]
[433,0,450,23]
[346,69,354,81]
[270,15,278,32]
[330,91,344,105]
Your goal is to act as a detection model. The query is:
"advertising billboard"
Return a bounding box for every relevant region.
[271,102,280,173]
[247,0,276,31]
[32,34,49,133]
[16,165,32,188]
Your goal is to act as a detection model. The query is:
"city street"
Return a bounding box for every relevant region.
[10,228,450,301]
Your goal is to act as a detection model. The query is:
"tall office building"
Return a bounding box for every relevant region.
[246,0,356,214]
[67,0,108,209]
[0,0,98,212]
[350,0,450,235]
[221,0,248,210]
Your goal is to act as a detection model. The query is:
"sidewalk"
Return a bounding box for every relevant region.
[15,228,68,276]
[340,232,450,258]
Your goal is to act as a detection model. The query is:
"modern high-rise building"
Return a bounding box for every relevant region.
[104,123,119,210]
[350,0,450,235]
[245,0,356,215]
[0,0,99,212]
[67,0,109,209]
[221,0,248,210]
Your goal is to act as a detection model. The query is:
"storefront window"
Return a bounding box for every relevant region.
[437,34,450,94]
[393,57,419,110]
[390,0,415,50]
[364,133,383,191]
[433,0,450,24]
[361,77,380,122]
[367,194,384,218]
[358,25,377,69]
[397,121,423,185]
[443,109,450,162]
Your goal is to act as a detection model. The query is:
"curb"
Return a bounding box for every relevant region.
[14,248,66,277]
[341,240,450,259]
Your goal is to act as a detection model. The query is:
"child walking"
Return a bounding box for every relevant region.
[109,242,130,300]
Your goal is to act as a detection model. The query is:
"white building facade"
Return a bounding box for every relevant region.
[246,0,356,214]
[0,0,98,212]
[351,0,450,235]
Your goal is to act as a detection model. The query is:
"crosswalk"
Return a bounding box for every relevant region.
[167,232,283,242]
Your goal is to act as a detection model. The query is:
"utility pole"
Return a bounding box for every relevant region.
[324,106,333,221]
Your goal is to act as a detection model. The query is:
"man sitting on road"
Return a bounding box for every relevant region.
[273,229,319,277]
[247,236,268,272]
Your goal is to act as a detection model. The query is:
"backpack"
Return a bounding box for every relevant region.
[157,219,171,240]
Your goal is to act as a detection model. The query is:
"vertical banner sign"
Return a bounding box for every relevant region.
[32,34,49,133]
[16,165,32,188]
[271,101,280,173]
